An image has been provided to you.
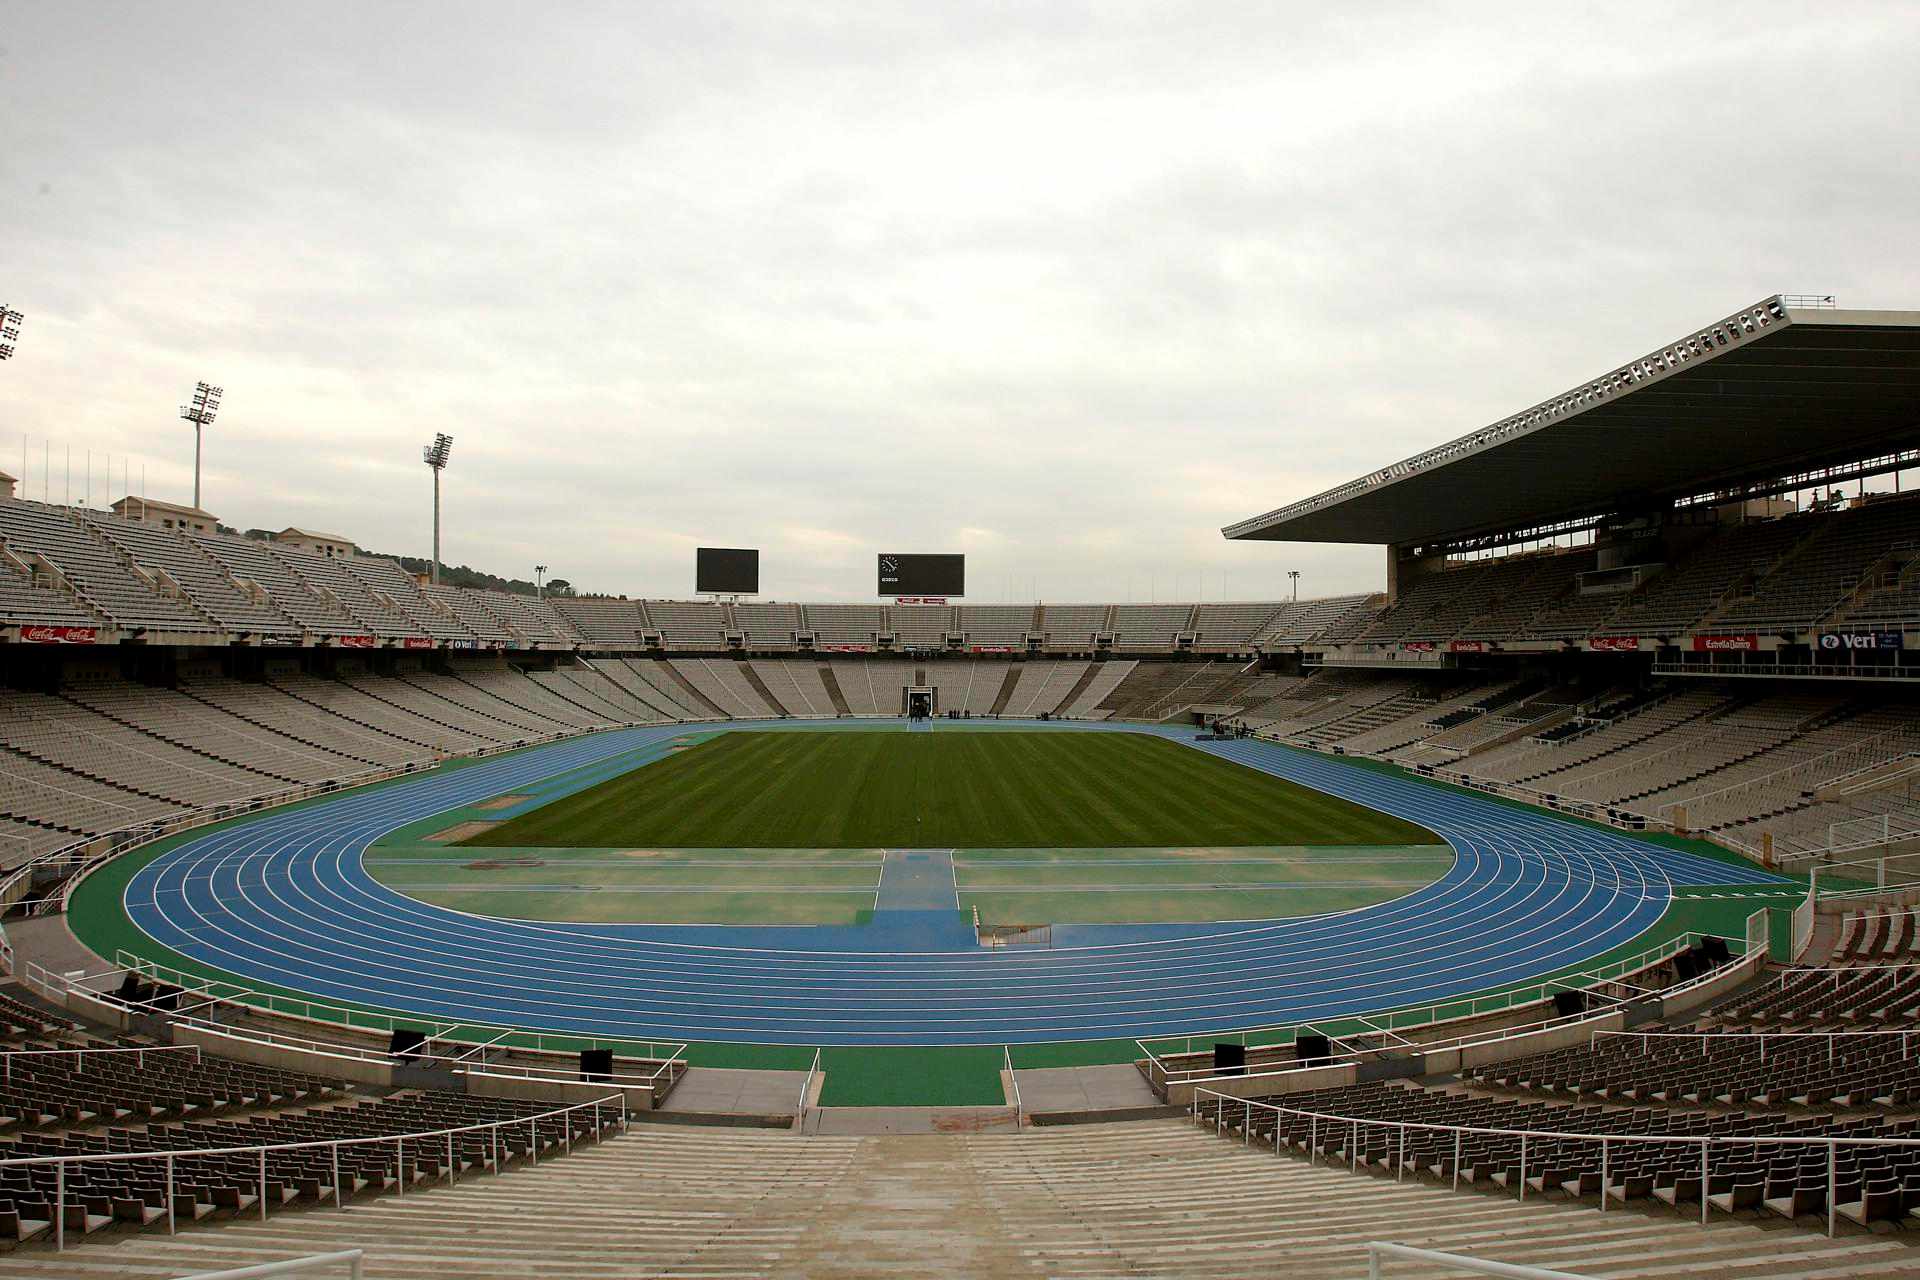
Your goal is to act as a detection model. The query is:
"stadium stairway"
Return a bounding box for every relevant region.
[818,663,853,716]
[738,660,792,716]
[7,1121,1918,1278]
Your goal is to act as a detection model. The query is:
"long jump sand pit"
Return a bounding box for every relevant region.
[473,795,532,811]
[425,820,500,844]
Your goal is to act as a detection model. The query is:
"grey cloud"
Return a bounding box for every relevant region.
[3,2,1915,605]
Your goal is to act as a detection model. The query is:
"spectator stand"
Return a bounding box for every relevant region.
[1136,919,1765,1104]
[1192,1083,1920,1237]
[0,1091,624,1252]
[20,956,686,1110]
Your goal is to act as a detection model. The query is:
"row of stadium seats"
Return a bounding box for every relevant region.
[1230,668,1920,857]
[1198,1079,1920,1225]
[10,489,1920,652]
[1,656,1268,866]
[1326,492,1920,648]
[547,597,1308,652]
[0,499,586,644]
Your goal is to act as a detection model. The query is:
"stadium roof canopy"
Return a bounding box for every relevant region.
[1225,296,1920,548]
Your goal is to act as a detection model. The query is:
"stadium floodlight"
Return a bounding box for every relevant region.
[178,381,224,509]
[0,305,22,361]
[535,564,547,598]
[1288,570,1300,602]
[422,433,454,585]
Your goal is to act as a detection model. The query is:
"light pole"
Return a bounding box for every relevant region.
[422,433,453,585]
[535,565,547,599]
[0,305,22,361]
[1288,570,1300,602]
[179,381,224,509]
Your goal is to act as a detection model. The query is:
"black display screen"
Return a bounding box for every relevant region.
[877,553,964,597]
[696,547,760,594]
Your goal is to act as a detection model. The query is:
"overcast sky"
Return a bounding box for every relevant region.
[4,3,1917,603]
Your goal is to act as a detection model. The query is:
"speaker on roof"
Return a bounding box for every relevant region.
[1699,936,1731,966]
[580,1048,614,1082]
[389,1028,427,1061]
[1294,1033,1332,1066]
[1213,1042,1247,1076]
[1552,990,1587,1019]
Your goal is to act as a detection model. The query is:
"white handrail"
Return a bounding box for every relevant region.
[0,1092,625,1252]
[89,955,687,1078]
[797,1047,821,1129]
[1195,1086,1920,1237]
[0,1042,201,1080]
[1367,1242,1589,1280]
[1005,1044,1022,1126]
[1137,927,1739,1083]
[176,1250,365,1280]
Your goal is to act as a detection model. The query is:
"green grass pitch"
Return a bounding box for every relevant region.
[459,730,1440,849]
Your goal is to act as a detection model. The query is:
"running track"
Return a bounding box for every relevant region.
[118,721,1787,1046]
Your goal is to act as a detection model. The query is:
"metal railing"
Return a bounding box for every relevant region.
[0,1092,624,1251]
[1005,1045,1022,1127]
[1366,1242,1589,1280]
[1195,1086,1920,1237]
[797,1048,821,1130]
[91,954,686,1080]
[0,1042,201,1080]
[26,960,686,1091]
[178,1250,365,1280]
[1136,927,1738,1085]
[1593,1025,1918,1062]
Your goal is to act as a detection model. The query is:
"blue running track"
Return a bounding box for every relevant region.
[119,721,1786,1046]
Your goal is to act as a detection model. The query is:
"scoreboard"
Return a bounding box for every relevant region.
[696,547,760,595]
[877,553,964,598]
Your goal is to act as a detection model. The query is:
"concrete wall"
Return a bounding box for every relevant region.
[171,1023,395,1088]
[1165,1061,1356,1108]
[463,1070,655,1112]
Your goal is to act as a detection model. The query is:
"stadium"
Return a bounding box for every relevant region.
[0,292,1915,1277]
[6,9,1920,1280]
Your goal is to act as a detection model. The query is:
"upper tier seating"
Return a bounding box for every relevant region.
[425,584,516,643]
[269,545,417,638]
[343,557,471,640]
[955,605,1032,646]
[1596,520,1811,637]
[733,602,801,649]
[478,590,581,644]
[0,501,212,633]
[1108,604,1193,647]
[194,534,363,635]
[83,513,298,636]
[1035,604,1109,648]
[0,558,97,627]
[804,604,886,647]
[1191,602,1284,651]
[1707,495,1920,634]
[554,596,646,644]
[647,600,729,650]
[889,606,950,647]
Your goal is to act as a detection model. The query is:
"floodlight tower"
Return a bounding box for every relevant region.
[535,565,547,599]
[0,306,22,361]
[1288,569,1300,602]
[422,433,453,585]
[179,381,224,509]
